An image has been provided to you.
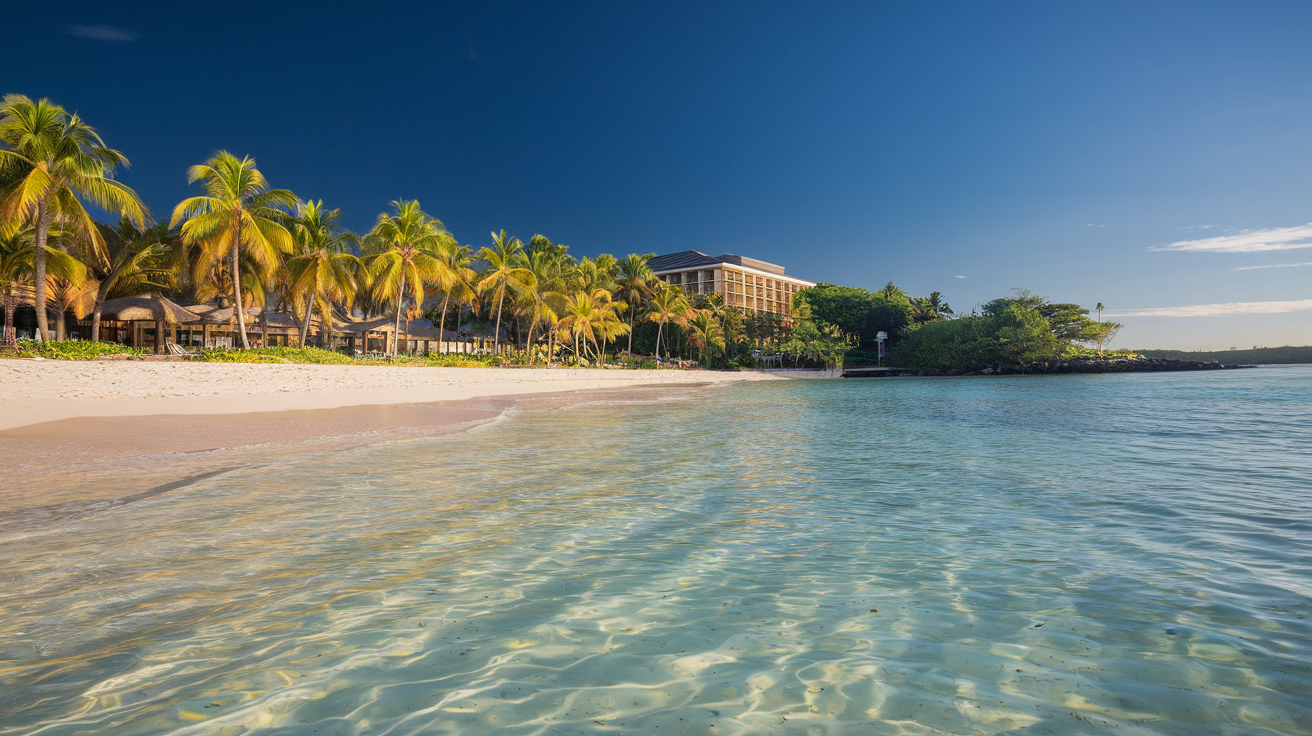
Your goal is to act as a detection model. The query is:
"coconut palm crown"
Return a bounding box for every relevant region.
[365,200,454,356]
[170,152,296,349]
[0,95,146,341]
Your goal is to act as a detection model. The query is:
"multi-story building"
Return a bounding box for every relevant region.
[648,250,816,316]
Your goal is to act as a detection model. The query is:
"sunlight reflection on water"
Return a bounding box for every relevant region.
[2,368,1311,735]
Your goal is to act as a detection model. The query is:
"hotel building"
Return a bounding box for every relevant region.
[648,250,815,316]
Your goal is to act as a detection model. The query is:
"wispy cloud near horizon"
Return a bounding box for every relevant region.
[1232,261,1312,271]
[1106,299,1312,318]
[1155,223,1312,253]
[67,25,137,41]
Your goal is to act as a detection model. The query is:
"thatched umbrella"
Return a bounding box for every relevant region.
[99,294,199,354]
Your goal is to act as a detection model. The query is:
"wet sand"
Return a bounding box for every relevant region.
[0,382,719,518]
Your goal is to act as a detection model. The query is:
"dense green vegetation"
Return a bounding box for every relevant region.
[1135,346,1312,365]
[891,291,1124,370]
[193,346,502,367]
[9,338,143,360]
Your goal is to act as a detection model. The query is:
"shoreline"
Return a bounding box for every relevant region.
[0,365,787,517]
[0,362,786,431]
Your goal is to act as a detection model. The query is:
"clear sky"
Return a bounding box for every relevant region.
[7,1,1311,349]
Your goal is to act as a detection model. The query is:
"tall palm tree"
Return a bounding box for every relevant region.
[83,219,174,341]
[286,201,360,347]
[646,283,689,361]
[171,152,295,349]
[687,309,725,367]
[0,95,146,342]
[366,200,453,356]
[477,230,531,354]
[1095,302,1104,323]
[518,246,570,362]
[615,253,655,355]
[435,244,476,352]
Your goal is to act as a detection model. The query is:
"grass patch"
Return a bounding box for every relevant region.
[3,339,144,360]
[193,346,503,367]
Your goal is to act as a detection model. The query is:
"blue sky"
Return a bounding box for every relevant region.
[8,1,1312,349]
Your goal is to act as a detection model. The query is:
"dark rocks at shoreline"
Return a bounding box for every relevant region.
[844,356,1255,378]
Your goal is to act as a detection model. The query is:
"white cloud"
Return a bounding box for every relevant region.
[954,274,966,279]
[1232,261,1312,271]
[67,25,137,41]
[1155,223,1312,253]
[1106,299,1312,318]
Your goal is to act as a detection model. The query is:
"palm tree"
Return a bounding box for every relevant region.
[171,152,295,349]
[557,288,627,363]
[366,200,454,357]
[0,95,146,342]
[687,309,725,367]
[477,230,531,354]
[286,201,360,348]
[519,246,567,362]
[82,219,174,341]
[434,245,476,352]
[646,283,689,361]
[0,226,85,345]
[615,253,655,355]
[1095,302,1104,323]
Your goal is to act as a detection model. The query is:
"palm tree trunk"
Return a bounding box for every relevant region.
[261,306,269,348]
[628,304,636,355]
[493,285,505,355]
[438,293,450,355]
[393,286,404,357]
[3,289,15,346]
[90,279,113,342]
[230,224,250,350]
[656,320,664,361]
[525,320,537,364]
[300,292,315,347]
[155,317,166,355]
[55,304,66,341]
[33,199,51,342]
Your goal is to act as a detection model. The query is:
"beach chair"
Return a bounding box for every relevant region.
[167,342,201,357]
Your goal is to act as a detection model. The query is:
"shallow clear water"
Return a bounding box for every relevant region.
[2,367,1311,735]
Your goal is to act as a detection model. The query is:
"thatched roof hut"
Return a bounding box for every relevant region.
[99,295,201,324]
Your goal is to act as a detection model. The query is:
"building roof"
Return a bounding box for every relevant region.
[648,250,792,278]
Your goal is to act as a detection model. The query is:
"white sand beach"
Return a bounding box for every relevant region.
[0,361,783,431]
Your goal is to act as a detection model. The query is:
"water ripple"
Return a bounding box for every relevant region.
[2,367,1311,734]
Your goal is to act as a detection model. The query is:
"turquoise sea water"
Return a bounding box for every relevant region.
[2,367,1311,735]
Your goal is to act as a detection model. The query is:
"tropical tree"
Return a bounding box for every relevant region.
[0,226,85,345]
[615,253,655,355]
[0,95,146,341]
[286,200,360,347]
[646,283,689,361]
[1095,302,1105,323]
[83,219,174,341]
[476,230,531,354]
[519,245,568,362]
[911,291,953,324]
[557,288,629,363]
[171,152,295,349]
[686,309,725,367]
[366,200,454,356]
[433,244,476,352]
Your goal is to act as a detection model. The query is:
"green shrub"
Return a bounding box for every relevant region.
[418,352,502,368]
[6,339,144,360]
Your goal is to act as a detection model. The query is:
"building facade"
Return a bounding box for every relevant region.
[647,250,815,316]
